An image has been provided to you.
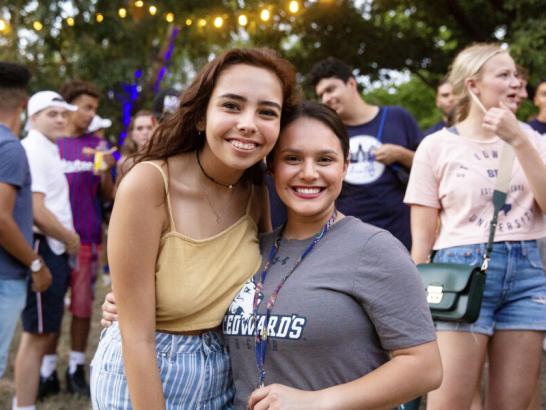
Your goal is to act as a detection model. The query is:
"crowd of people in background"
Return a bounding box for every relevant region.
[0,40,545,410]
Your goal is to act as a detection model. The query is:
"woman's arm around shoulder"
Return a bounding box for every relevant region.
[108,161,169,410]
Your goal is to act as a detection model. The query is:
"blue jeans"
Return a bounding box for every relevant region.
[0,278,27,377]
[434,240,546,335]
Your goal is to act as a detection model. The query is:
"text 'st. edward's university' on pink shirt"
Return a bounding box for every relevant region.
[58,134,109,245]
[404,128,546,250]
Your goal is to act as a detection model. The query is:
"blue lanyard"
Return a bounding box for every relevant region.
[372,106,406,175]
[369,107,388,165]
[252,209,337,388]
[376,106,389,143]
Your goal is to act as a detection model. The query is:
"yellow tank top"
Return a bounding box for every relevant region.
[142,162,262,332]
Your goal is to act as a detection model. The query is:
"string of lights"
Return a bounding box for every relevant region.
[0,1,303,35]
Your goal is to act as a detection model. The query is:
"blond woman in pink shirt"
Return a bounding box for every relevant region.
[405,43,546,410]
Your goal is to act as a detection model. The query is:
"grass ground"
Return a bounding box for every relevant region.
[2,276,546,409]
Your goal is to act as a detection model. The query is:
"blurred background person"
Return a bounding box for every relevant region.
[406,43,546,410]
[86,114,112,139]
[424,78,455,136]
[35,81,115,399]
[0,63,52,382]
[117,110,158,182]
[14,90,80,410]
[308,57,423,250]
[152,88,180,123]
[529,78,546,135]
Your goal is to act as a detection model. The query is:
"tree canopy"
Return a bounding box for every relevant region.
[1,0,543,135]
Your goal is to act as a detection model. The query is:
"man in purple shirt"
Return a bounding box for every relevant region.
[38,81,115,398]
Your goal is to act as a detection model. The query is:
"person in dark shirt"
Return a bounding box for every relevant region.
[0,63,52,382]
[306,57,423,249]
[529,79,546,135]
[424,78,455,136]
[528,76,546,406]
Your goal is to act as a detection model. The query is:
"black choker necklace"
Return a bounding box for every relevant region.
[195,151,239,190]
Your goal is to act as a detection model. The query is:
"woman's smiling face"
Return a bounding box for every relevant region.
[271,116,348,221]
[201,63,283,172]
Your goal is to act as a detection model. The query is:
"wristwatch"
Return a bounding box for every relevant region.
[29,258,43,273]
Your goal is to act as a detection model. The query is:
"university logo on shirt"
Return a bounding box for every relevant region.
[223,279,307,340]
[345,135,385,185]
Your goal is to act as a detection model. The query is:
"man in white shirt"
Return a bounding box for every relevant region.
[13,91,81,410]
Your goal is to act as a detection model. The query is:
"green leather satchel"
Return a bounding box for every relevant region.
[417,263,486,323]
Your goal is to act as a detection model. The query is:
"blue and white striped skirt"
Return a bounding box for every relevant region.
[90,323,234,409]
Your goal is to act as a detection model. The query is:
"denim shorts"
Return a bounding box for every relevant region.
[90,322,234,409]
[434,240,546,335]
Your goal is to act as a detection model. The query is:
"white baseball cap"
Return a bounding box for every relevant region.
[88,115,112,133]
[27,91,77,117]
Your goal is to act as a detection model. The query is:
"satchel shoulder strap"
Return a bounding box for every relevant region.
[482,143,516,271]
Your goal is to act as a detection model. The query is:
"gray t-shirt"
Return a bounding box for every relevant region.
[0,125,33,279]
[223,216,435,408]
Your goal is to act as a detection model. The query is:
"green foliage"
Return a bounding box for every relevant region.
[1,0,545,141]
[364,75,439,131]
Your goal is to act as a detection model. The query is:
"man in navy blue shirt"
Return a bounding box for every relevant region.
[0,62,52,380]
[307,57,423,249]
[424,78,455,136]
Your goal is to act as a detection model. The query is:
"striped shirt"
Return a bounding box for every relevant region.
[57,134,107,245]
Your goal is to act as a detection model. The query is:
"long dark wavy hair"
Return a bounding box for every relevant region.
[131,48,299,184]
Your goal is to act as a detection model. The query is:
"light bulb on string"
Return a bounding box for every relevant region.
[134,0,144,7]
[238,14,248,26]
[260,9,271,22]
[198,18,207,28]
[96,13,104,23]
[0,19,10,33]
[165,12,175,23]
[185,18,193,26]
[213,16,223,28]
[66,17,75,26]
[33,21,43,31]
[149,6,157,15]
[288,1,300,13]
[118,8,127,18]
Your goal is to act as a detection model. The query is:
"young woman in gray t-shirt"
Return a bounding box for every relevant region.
[225,101,441,409]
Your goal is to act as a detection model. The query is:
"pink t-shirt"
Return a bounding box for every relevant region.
[404,127,546,249]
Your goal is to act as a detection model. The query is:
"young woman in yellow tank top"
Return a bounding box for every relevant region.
[90,48,298,410]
